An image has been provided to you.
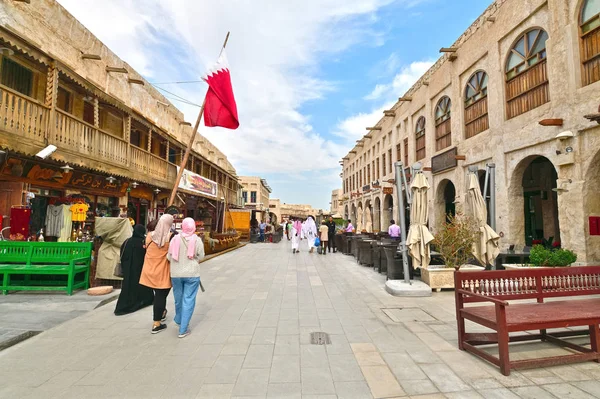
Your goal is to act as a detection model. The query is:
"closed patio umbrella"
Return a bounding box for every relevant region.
[406,172,435,268]
[365,207,373,233]
[357,206,363,232]
[466,172,500,265]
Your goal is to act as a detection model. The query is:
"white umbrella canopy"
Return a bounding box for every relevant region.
[466,173,500,265]
[357,206,363,232]
[406,173,435,269]
[365,207,373,233]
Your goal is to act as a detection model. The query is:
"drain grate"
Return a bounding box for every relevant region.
[310,332,331,345]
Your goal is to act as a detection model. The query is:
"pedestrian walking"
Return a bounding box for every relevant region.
[319,221,329,255]
[303,216,317,253]
[168,217,204,338]
[286,220,292,240]
[139,214,174,334]
[292,218,302,253]
[114,224,154,316]
[345,220,354,233]
[326,216,337,253]
[388,220,401,239]
[259,220,267,242]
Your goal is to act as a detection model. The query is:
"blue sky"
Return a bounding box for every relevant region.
[59,0,492,210]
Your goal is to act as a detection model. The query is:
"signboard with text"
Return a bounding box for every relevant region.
[431,147,458,174]
[383,187,394,195]
[177,167,218,198]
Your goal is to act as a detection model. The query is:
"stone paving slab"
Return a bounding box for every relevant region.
[1,241,600,398]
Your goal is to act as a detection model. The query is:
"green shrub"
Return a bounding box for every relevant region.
[529,245,577,267]
[432,213,476,270]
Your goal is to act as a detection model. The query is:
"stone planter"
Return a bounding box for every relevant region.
[502,264,572,270]
[422,264,485,292]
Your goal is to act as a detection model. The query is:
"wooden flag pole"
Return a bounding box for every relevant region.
[167,32,230,207]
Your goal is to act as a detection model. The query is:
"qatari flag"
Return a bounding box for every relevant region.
[202,50,239,129]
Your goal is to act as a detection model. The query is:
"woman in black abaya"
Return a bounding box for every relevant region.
[114,224,154,315]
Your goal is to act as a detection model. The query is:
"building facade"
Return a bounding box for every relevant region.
[341,0,600,263]
[239,176,272,221]
[0,0,241,237]
[330,189,343,217]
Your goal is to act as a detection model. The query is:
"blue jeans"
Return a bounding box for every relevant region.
[171,277,200,335]
[259,230,265,242]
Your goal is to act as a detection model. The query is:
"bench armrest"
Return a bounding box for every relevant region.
[456,289,509,307]
[70,257,90,265]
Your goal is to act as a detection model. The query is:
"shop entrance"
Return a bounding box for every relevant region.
[436,179,456,225]
[128,199,148,226]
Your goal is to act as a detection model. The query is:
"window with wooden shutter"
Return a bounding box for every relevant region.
[464,71,489,139]
[404,138,408,166]
[396,144,401,164]
[435,96,451,151]
[505,28,549,119]
[382,153,386,176]
[581,0,600,85]
[1,57,33,97]
[415,116,426,161]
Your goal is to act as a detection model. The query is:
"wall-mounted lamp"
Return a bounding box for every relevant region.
[131,182,139,188]
[60,164,74,173]
[153,188,161,194]
[565,146,574,153]
[0,47,15,56]
[556,131,574,140]
[106,176,116,184]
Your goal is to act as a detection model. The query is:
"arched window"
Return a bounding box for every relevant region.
[464,70,489,139]
[435,96,451,151]
[415,116,426,161]
[505,28,550,119]
[581,0,600,85]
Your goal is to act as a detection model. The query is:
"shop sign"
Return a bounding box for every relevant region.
[128,186,154,201]
[362,185,370,192]
[383,187,394,195]
[431,147,458,174]
[0,156,127,195]
[177,167,218,198]
[245,204,257,210]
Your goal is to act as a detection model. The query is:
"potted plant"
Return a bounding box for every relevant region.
[423,214,484,291]
[504,245,577,270]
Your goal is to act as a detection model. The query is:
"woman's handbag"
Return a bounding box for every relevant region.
[114,238,130,278]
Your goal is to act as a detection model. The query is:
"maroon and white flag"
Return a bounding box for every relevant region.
[202,50,239,129]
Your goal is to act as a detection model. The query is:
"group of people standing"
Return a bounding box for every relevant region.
[114,214,205,338]
[286,216,337,255]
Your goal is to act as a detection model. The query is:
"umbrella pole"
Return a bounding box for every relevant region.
[394,162,411,285]
[488,163,496,231]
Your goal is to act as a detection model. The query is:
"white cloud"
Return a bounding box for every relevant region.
[57,0,429,208]
[364,60,434,101]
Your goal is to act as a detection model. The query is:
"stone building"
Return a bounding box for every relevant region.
[0,0,241,236]
[330,189,343,217]
[341,0,600,263]
[239,176,272,221]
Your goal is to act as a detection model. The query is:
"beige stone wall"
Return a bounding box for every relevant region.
[341,0,600,262]
[0,0,234,173]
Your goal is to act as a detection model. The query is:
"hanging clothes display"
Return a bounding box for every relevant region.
[10,207,31,237]
[45,205,64,237]
[58,204,73,242]
[70,202,89,222]
[95,217,132,280]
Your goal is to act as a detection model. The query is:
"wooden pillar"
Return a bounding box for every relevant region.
[44,64,58,143]
[92,97,99,156]
[147,127,152,153]
[124,114,131,167]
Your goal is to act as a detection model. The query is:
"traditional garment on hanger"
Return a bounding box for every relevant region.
[70,202,89,222]
[10,207,31,236]
[58,204,72,242]
[95,217,132,280]
[45,205,64,237]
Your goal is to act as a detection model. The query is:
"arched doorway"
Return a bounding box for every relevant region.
[344,205,349,221]
[436,179,456,225]
[373,197,381,232]
[511,156,560,247]
[585,149,600,262]
[383,194,394,231]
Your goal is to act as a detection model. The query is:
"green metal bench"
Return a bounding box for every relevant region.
[0,242,92,295]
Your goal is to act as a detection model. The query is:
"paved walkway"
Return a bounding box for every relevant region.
[1,241,600,398]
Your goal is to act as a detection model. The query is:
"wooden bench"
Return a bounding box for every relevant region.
[0,242,92,295]
[455,266,600,376]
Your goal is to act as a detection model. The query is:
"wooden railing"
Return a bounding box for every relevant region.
[0,86,49,144]
[55,109,95,157]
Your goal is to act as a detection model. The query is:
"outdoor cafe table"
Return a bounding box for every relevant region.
[494,251,530,270]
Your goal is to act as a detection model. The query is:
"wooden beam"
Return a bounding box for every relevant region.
[128,78,145,85]
[398,96,412,102]
[179,121,192,126]
[349,150,357,154]
[449,55,458,62]
[539,118,563,127]
[585,113,600,124]
[366,127,382,131]
[487,16,496,22]
[364,133,373,139]
[81,53,101,60]
[422,81,429,86]
[384,110,396,117]
[455,155,466,161]
[13,0,31,3]
[106,66,128,73]
[440,47,458,53]
[423,167,432,172]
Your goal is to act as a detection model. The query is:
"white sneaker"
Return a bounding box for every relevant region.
[178,330,191,338]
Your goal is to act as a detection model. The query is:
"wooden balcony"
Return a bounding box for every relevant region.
[0,84,175,187]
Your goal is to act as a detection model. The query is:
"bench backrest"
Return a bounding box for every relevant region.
[0,242,92,264]
[0,242,32,262]
[455,266,600,303]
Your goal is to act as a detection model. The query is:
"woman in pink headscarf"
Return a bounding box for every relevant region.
[167,217,205,338]
[292,218,303,254]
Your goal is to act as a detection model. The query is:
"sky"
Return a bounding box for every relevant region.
[58,0,492,210]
